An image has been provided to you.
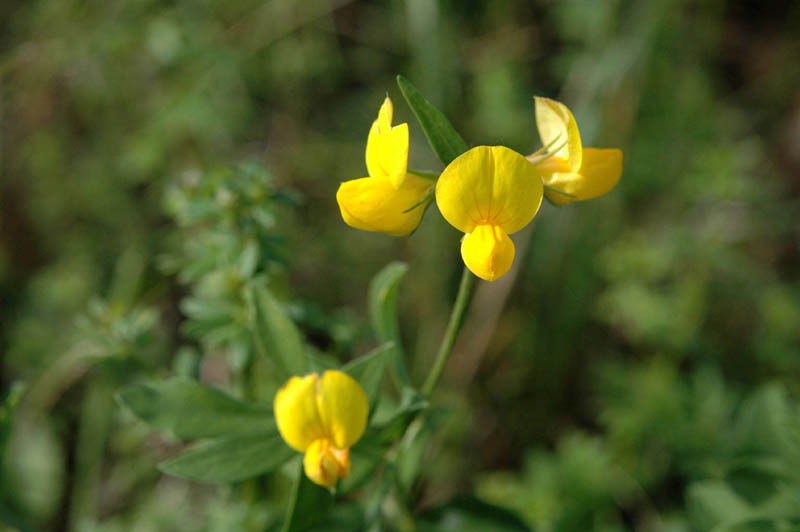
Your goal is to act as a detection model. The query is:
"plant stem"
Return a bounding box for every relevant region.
[407,169,439,180]
[421,266,474,397]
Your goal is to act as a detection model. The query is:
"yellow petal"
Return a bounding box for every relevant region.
[534,97,582,171]
[303,439,350,488]
[460,224,515,282]
[543,148,623,205]
[336,174,431,236]
[435,146,543,235]
[366,97,409,189]
[274,374,325,452]
[314,370,368,449]
[377,96,392,131]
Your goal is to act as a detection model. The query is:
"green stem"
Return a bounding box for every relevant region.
[407,169,439,180]
[421,266,474,397]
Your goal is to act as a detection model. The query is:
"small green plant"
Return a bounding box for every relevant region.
[116,76,622,530]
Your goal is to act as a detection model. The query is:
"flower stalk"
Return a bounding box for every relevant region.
[421,265,475,397]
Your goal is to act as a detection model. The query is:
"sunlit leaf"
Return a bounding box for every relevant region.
[396,75,469,166]
[248,279,308,379]
[158,431,294,483]
[368,263,411,387]
[116,377,274,439]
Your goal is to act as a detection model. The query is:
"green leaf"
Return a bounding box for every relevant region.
[281,460,333,532]
[337,432,387,495]
[248,279,308,379]
[305,349,339,373]
[368,263,411,387]
[396,75,469,166]
[372,386,428,438]
[116,377,274,439]
[342,343,393,413]
[726,465,780,505]
[158,430,294,483]
[238,238,260,278]
[417,496,530,532]
[688,481,752,531]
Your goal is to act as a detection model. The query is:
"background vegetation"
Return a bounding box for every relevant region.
[1,0,799,530]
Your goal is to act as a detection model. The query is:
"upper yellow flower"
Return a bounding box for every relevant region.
[274,370,368,488]
[336,97,432,236]
[532,97,623,206]
[436,146,543,282]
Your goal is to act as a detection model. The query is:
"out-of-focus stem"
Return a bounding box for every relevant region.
[421,266,474,397]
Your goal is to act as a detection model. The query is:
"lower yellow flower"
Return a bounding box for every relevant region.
[274,370,368,488]
[436,146,543,281]
[532,97,623,206]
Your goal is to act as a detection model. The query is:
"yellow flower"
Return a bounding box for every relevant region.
[337,97,432,236]
[436,146,543,281]
[532,97,623,206]
[274,370,368,488]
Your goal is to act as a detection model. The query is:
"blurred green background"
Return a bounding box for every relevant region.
[2,0,800,530]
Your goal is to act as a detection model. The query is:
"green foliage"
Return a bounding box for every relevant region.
[368,262,411,386]
[397,75,470,166]
[158,431,294,484]
[477,375,800,532]
[161,162,291,370]
[118,377,291,484]
[281,461,334,532]
[116,377,275,439]
[418,497,530,532]
[1,0,797,530]
[342,343,393,415]
[248,279,309,379]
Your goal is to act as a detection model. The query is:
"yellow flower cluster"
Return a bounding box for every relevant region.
[336,95,623,282]
[274,370,368,488]
[277,95,623,487]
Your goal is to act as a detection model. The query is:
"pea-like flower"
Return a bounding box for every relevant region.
[336,97,432,236]
[436,146,543,282]
[274,370,368,488]
[532,97,623,206]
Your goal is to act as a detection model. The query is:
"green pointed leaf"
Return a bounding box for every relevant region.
[116,377,274,439]
[281,460,333,532]
[343,343,393,413]
[158,430,294,483]
[397,75,469,165]
[248,279,308,378]
[368,263,410,387]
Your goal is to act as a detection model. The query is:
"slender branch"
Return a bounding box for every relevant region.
[421,266,474,397]
[407,169,440,180]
